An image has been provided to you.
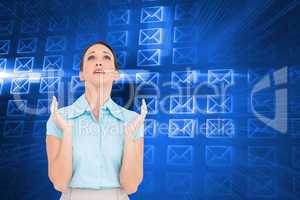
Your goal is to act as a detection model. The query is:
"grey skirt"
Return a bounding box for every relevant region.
[59,187,130,200]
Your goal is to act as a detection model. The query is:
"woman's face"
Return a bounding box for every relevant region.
[79,44,120,87]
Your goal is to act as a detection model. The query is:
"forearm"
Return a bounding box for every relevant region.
[51,128,73,190]
[120,136,143,192]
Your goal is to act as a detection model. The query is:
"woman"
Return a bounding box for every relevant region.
[45,41,147,200]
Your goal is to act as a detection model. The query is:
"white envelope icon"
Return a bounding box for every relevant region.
[168,119,195,138]
[170,95,194,114]
[167,145,193,165]
[208,69,233,86]
[141,7,163,23]
[10,78,30,94]
[136,72,159,88]
[138,49,160,66]
[43,55,63,71]
[39,77,61,93]
[71,76,84,92]
[14,57,34,72]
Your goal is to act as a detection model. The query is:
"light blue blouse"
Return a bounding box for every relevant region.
[46,94,144,189]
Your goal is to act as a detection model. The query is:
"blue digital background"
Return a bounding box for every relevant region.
[0,0,300,200]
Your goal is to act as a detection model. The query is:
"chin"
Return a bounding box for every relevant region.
[91,79,113,87]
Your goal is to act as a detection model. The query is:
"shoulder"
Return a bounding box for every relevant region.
[117,105,140,123]
[55,103,82,119]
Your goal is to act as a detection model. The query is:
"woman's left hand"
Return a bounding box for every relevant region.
[124,99,148,139]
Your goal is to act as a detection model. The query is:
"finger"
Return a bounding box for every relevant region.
[53,96,58,113]
[50,96,55,114]
[141,98,147,116]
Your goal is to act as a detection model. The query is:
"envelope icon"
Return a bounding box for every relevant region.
[135,96,157,114]
[144,145,155,164]
[0,39,10,54]
[21,18,40,33]
[14,57,34,72]
[0,20,13,35]
[173,26,195,43]
[7,100,27,116]
[170,95,194,114]
[137,49,160,66]
[0,58,7,72]
[36,99,51,115]
[207,95,232,113]
[43,55,63,71]
[166,173,192,193]
[72,53,80,71]
[208,69,233,86]
[17,37,37,53]
[248,175,276,197]
[109,9,129,25]
[167,145,193,165]
[248,119,275,138]
[144,119,156,137]
[10,78,30,94]
[172,47,196,64]
[175,4,196,21]
[206,145,232,166]
[71,76,84,92]
[107,31,128,47]
[139,28,162,45]
[45,36,66,51]
[141,6,163,23]
[292,147,300,168]
[168,119,195,138]
[3,121,24,137]
[205,174,232,195]
[206,118,234,138]
[48,16,69,31]
[136,72,159,89]
[115,51,126,67]
[248,146,276,167]
[33,120,46,137]
[171,71,195,88]
[39,77,61,93]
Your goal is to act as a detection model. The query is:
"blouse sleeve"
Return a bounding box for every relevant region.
[46,115,63,138]
[132,121,144,140]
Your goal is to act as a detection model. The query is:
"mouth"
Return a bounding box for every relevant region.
[93,69,106,75]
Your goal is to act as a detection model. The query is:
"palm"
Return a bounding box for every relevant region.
[124,99,148,136]
[50,96,72,131]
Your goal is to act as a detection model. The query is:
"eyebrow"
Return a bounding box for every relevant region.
[87,50,112,56]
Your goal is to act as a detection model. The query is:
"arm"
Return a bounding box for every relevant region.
[46,127,73,193]
[46,96,73,192]
[119,134,144,194]
[120,99,147,194]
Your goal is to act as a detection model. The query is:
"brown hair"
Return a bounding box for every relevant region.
[79,41,119,72]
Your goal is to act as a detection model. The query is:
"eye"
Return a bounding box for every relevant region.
[87,55,95,60]
[104,55,111,60]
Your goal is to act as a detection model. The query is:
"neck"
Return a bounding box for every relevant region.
[84,83,112,111]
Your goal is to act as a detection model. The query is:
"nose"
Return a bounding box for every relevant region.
[96,63,102,67]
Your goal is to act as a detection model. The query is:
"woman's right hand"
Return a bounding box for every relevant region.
[50,96,72,132]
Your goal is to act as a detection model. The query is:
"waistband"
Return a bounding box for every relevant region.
[60,187,129,200]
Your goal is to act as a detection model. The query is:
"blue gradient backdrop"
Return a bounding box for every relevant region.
[0,0,300,200]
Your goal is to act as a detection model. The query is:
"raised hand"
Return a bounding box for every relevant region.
[50,96,72,132]
[124,99,148,138]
